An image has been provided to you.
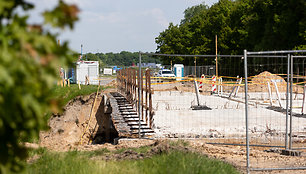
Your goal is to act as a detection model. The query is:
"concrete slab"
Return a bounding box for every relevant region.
[152,91,306,144]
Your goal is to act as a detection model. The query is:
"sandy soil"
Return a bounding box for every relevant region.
[39,87,116,151]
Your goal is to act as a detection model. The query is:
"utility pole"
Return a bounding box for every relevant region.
[215,35,218,77]
[81,44,83,60]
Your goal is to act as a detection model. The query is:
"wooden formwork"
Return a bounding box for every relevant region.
[116,68,154,128]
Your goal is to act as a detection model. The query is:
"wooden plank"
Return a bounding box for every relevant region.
[127,121,147,126]
[267,81,273,106]
[131,129,154,134]
[233,77,242,97]
[130,125,152,129]
[124,117,140,121]
[302,84,306,114]
[272,80,282,108]
[229,76,239,98]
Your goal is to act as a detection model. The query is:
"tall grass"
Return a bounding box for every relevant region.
[25,148,240,174]
[51,84,100,107]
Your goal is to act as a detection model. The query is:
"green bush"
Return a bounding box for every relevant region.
[0,0,78,172]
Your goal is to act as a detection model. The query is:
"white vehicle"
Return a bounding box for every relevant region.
[157,69,175,77]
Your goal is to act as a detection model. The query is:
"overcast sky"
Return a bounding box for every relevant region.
[28,0,218,53]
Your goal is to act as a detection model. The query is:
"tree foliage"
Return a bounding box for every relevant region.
[0,0,78,172]
[156,0,306,65]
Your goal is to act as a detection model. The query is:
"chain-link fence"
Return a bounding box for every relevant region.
[145,54,247,145]
[243,50,306,172]
[115,52,306,173]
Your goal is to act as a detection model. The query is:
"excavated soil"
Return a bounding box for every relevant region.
[39,88,116,151]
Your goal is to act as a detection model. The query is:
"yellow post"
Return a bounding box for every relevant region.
[215,35,218,78]
[78,80,81,89]
[68,79,70,87]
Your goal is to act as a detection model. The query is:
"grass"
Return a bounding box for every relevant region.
[47,84,114,118]
[25,146,240,174]
[51,84,100,107]
[42,84,102,125]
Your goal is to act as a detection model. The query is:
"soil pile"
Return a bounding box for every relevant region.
[249,71,287,92]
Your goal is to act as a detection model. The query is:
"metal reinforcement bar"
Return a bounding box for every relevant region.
[140,52,242,57]
[292,55,306,58]
[207,143,285,148]
[247,50,306,55]
[140,52,287,58]
[206,143,306,150]
[250,167,306,171]
[292,147,306,150]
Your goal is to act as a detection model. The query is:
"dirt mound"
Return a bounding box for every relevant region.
[252,71,286,84]
[249,71,287,92]
[90,140,191,161]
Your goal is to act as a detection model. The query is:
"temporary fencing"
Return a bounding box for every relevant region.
[116,51,306,173]
[244,50,306,172]
[184,65,216,77]
[141,53,247,146]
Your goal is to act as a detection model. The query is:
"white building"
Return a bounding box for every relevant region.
[76,61,99,85]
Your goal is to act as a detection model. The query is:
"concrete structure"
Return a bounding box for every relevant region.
[152,91,305,143]
[76,61,99,85]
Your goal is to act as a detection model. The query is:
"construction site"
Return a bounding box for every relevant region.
[37,51,306,173]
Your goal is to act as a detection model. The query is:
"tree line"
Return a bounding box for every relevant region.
[155,0,305,76]
[84,51,161,67]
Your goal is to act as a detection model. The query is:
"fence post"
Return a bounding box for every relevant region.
[243,50,250,174]
[148,70,153,129]
[289,55,293,149]
[285,54,290,149]
[134,69,136,106]
[141,70,144,121]
[145,69,148,124]
[138,52,142,138]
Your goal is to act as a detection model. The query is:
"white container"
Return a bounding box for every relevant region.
[76,61,99,85]
[103,68,113,75]
[173,64,184,80]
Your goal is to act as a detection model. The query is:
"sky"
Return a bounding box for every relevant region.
[28,0,218,54]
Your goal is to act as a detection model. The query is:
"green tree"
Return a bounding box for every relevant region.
[180,3,208,25]
[84,51,161,66]
[0,0,78,172]
[155,0,306,70]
